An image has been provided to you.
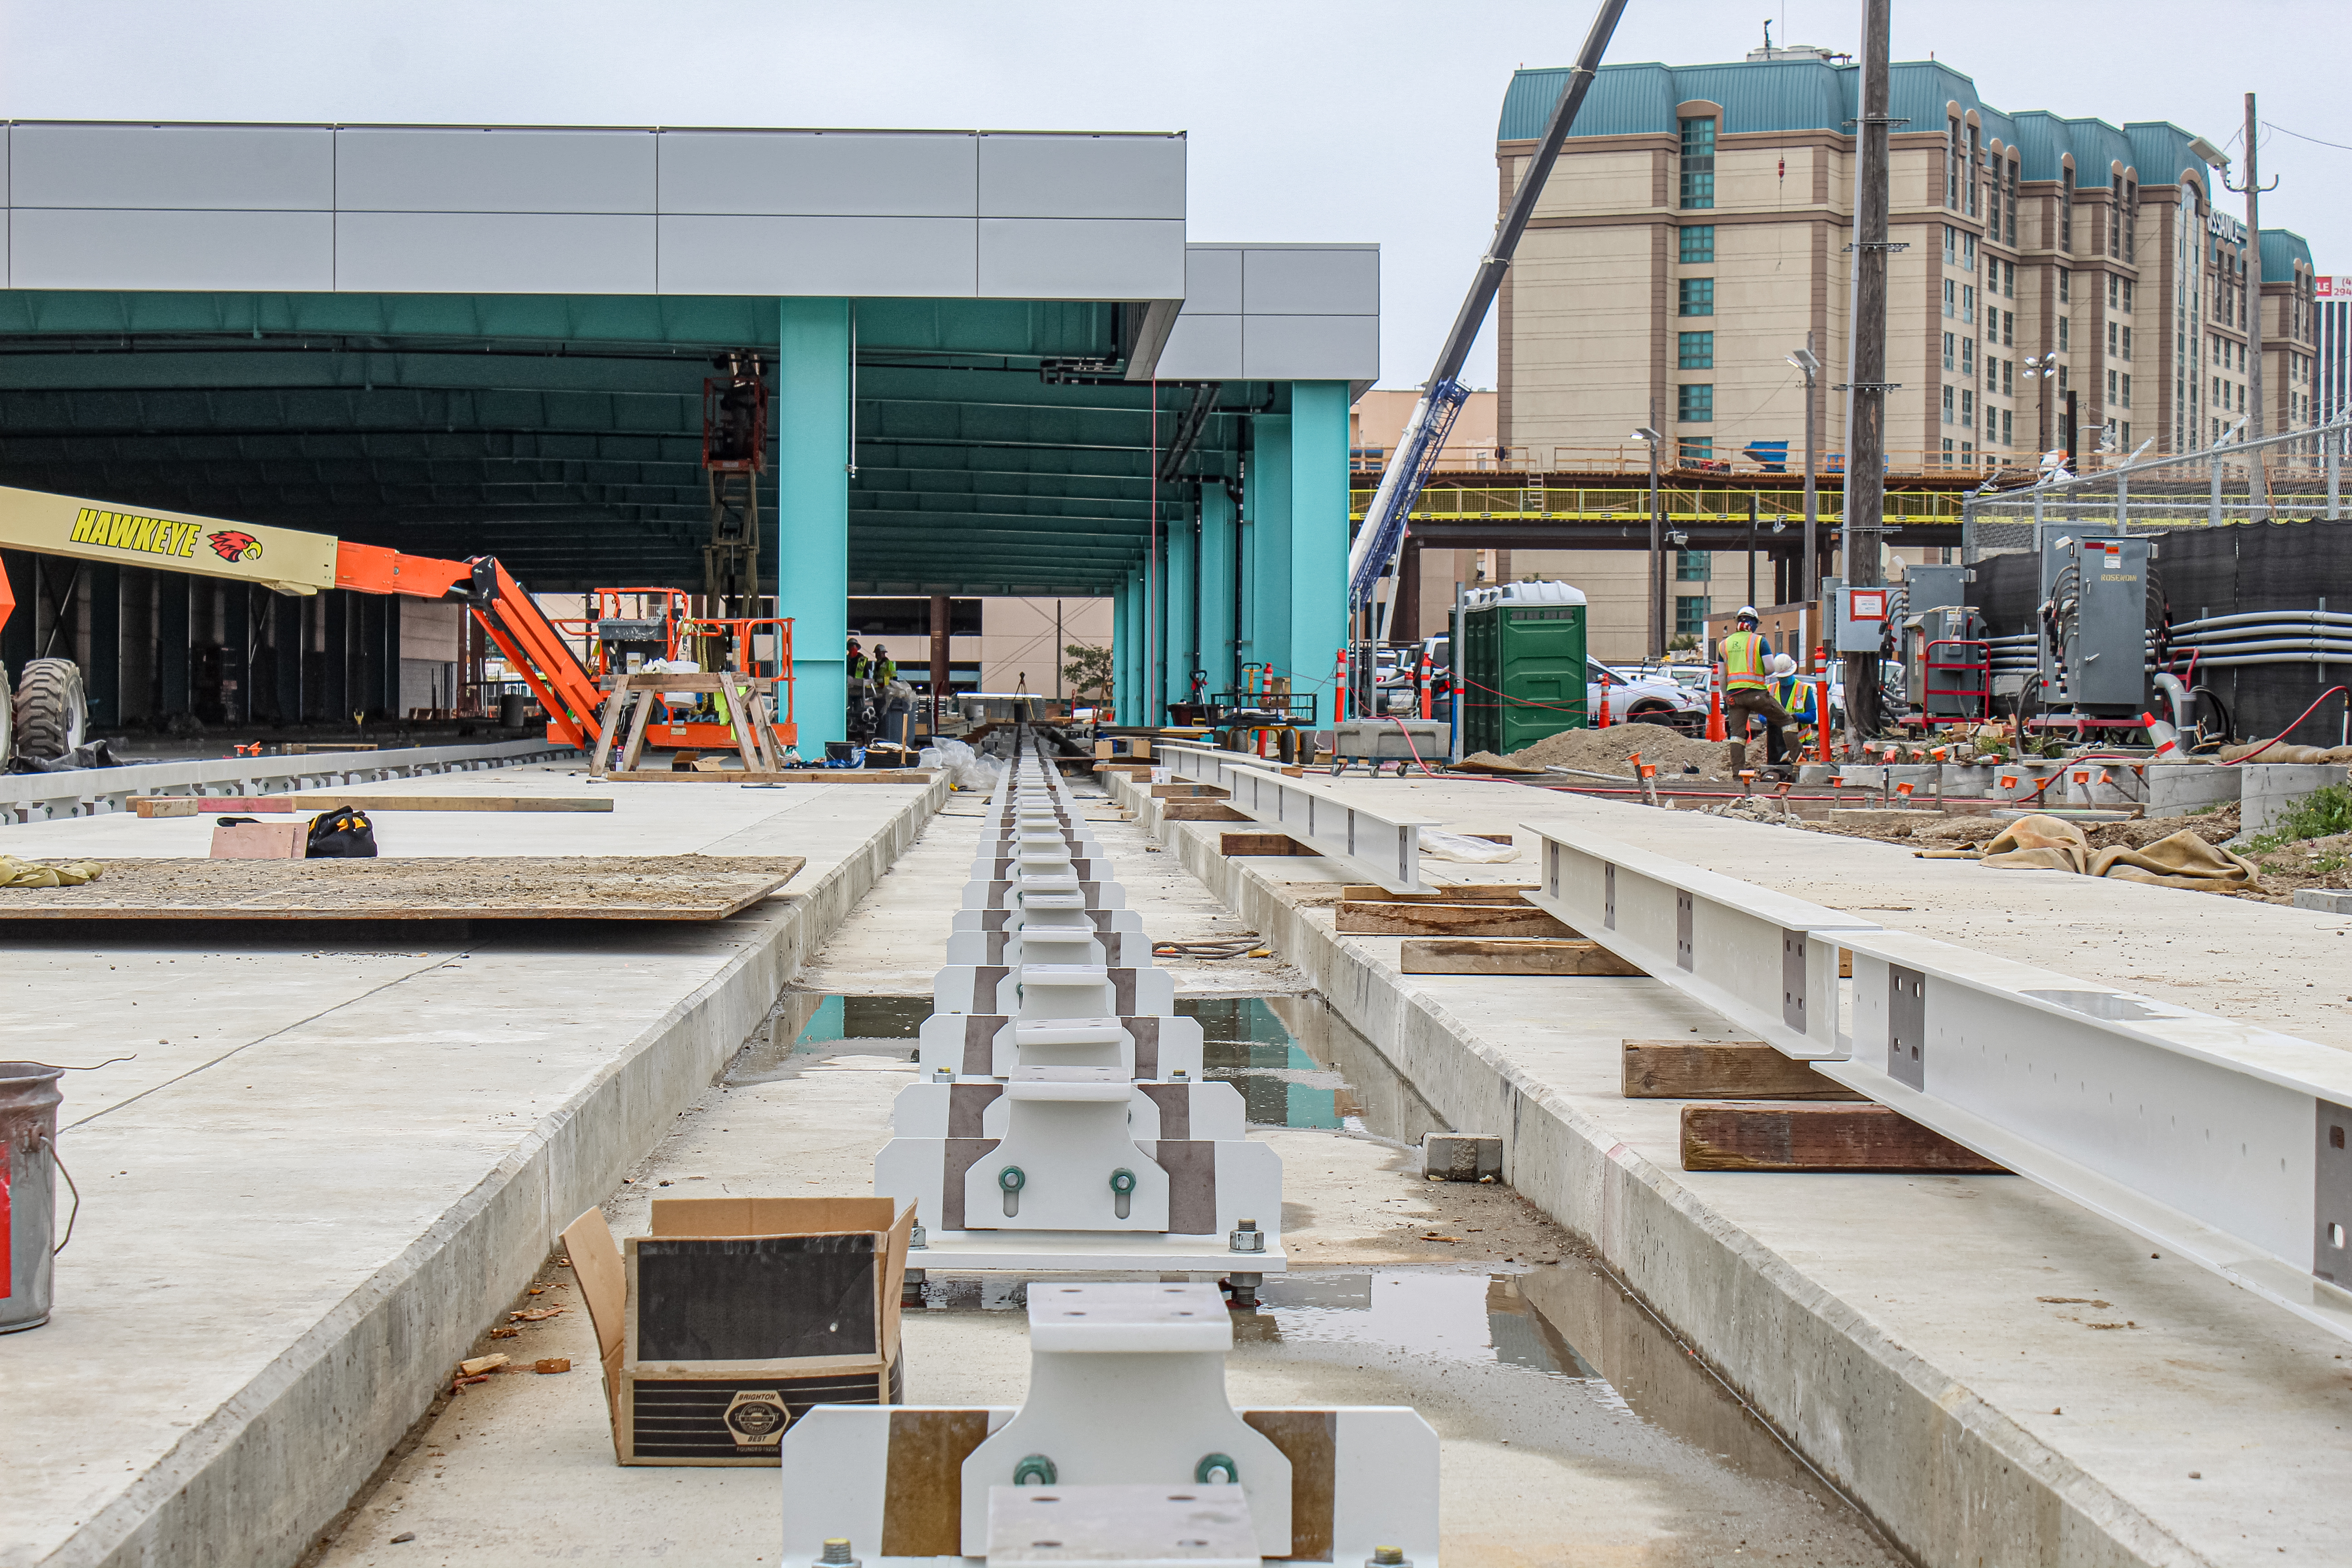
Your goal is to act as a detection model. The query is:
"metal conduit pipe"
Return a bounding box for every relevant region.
[2151,671,2193,730]
[2166,637,2352,658]
[2170,610,2352,634]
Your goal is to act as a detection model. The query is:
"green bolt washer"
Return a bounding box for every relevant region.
[1194,1452,1239,1485]
[998,1164,1026,1218]
[1109,1166,1137,1219]
[1012,1453,1058,1486]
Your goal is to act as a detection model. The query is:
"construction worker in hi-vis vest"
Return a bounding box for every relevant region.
[1716,607,1791,769]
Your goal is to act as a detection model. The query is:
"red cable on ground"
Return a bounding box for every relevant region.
[2223,686,2349,765]
[1382,715,1441,776]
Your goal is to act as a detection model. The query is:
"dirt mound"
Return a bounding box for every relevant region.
[1504,725,1749,781]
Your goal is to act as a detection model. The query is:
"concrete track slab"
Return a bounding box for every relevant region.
[0,769,943,1568]
[305,783,1895,1568]
[1109,768,2352,1567]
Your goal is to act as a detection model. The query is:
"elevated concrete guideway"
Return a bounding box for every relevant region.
[0,764,942,1568]
[0,120,1377,743]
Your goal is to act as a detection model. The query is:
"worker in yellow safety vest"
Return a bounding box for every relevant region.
[1768,652,1817,749]
[1715,606,1789,768]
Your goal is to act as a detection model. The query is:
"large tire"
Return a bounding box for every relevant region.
[0,664,13,768]
[12,657,88,760]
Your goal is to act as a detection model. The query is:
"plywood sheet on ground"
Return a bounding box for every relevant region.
[0,855,804,920]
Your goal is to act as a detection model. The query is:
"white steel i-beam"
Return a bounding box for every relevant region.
[1156,741,1431,892]
[1519,820,2352,1344]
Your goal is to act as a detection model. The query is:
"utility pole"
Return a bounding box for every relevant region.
[1636,416,1664,656]
[1842,0,1895,744]
[2225,91,2278,518]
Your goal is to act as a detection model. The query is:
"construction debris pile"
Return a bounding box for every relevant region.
[1477,726,1749,780]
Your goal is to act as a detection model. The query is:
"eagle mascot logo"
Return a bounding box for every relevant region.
[206,529,263,563]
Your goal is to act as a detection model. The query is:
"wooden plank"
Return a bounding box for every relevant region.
[600,769,937,784]
[1150,784,1230,799]
[1679,1103,2008,1173]
[288,796,615,813]
[1622,1040,1867,1100]
[617,684,657,774]
[1335,901,1576,938]
[588,681,628,778]
[1220,832,1309,857]
[0,855,805,921]
[1161,801,1252,822]
[1339,884,1537,904]
[1400,938,1642,976]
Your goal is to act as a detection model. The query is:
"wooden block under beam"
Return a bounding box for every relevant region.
[1150,783,1229,799]
[1339,884,1538,904]
[1680,1103,2007,1173]
[1336,901,1576,938]
[1221,832,1309,857]
[1622,1040,1866,1100]
[1161,801,1253,822]
[1401,938,1642,976]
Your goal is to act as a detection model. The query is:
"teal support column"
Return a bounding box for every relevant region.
[776,298,851,750]
[1112,573,1132,724]
[1123,568,1147,725]
[1165,509,1196,711]
[1197,485,1237,702]
[1289,382,1352,721]
[1250,416,1294,687]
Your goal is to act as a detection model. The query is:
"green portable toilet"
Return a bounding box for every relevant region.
[1461,581,1588,756]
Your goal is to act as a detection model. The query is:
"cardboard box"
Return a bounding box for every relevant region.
[209,820,306,858]
[562,1197,913,1466]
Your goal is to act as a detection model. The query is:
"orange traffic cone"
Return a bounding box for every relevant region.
[1705,687,1727,743]
[1596,684,1612,728]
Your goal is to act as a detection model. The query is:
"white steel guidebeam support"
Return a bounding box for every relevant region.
[1156,741,1431,892]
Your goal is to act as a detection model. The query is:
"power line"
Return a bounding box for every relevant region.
[2262,120,2352,153]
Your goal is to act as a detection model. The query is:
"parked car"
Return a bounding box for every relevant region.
[1591,658,1708,731]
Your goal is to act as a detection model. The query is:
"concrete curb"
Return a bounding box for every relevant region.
[1101,769,2198,1568]
[56,779,946,1568]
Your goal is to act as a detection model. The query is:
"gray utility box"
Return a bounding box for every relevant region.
[1333,719,1450,764]
[1904,562,1974,614]
[2042,533,2152,715]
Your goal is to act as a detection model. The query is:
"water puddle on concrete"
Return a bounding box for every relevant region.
[911,1263,1895,1564]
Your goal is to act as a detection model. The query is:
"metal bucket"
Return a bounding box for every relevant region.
[499,693,532,729]
[1,1063,69,1333]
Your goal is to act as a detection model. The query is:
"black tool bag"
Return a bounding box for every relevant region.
[305,807,379,858]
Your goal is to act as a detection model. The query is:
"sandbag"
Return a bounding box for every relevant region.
[1978,814,2089,873]
[1419,829,1519,863]
[2091,832,2259,890]
[0,855,104,888]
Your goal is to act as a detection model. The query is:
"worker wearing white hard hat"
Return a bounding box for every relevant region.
[1767,652,1818,740]
[1716,606,1788,768]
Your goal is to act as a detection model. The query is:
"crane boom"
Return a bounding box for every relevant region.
[1345,0,1631,620]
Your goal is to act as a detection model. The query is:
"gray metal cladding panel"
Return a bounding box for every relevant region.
[976,217,1185,301]
[9,207,334,291]
[10,122,334,210]
[1243,246,1380,316]
[1182,245,1244,314]
[334,212,656,294]
[335,127,657,214]
[1151,313,1245,378]
[657,215,976,297]
[977,133,1185,220]
[656,130,977,217]
[1240,314,1380,381]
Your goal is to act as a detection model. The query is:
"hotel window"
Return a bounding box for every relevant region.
[2121,420,2132,446]
[1942,332,1955,370]
[2059,269,2071,303]
[1674,595,1713,638]
[1964,231,1978,272]
[2121,373,2132,409]
[2120,178,2137,259]
[1963,284,1976,324]
[2122,278,2134,312]
[1680,225,1715,263]
[2059,366,2069,394]
[2108,368,2118,401]
[1962,441,1975,463]
[1944,225,1958,265]
[1676,549,1711,582]
[2122,326,2132,362]
[2060,318,2071,351]
[1677,437,1713,465]
[1947,116,1962,207]
[1961,338,1975,375]
[2002,408,2013,446]
[1943,279,1956,318]
[1678,277,1714,316]
[2060,167,2074,252]
[1679,118,1716,209]
[2005,157,2019,245]
[1677,384,1714,422]
[1961,389,1975,429]
[2108,275,2118,309]
[2108,320,2118,355]
[1678,331,1714,369]
[2002,309,2014,347]
[1965,126,1981,217]
[2002,358,2013,396]
[1942,386,1955,424]
[2002,260,2014,298]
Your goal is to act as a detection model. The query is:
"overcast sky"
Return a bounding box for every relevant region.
[2,2,2338,390]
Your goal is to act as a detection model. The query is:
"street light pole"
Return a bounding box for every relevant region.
[1634,422,1664,656]
[1788,340,1821,607]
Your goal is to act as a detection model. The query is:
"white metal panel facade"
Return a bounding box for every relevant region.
[654,130,978,217]
[1153,243,1381,382]
[333,126,657,213]
[8,122,334,210]
[333,211,656,294]
[976,132,1186,219]
[9,208,335,291]
[976,217,1186,301]
[657,214,977,297]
